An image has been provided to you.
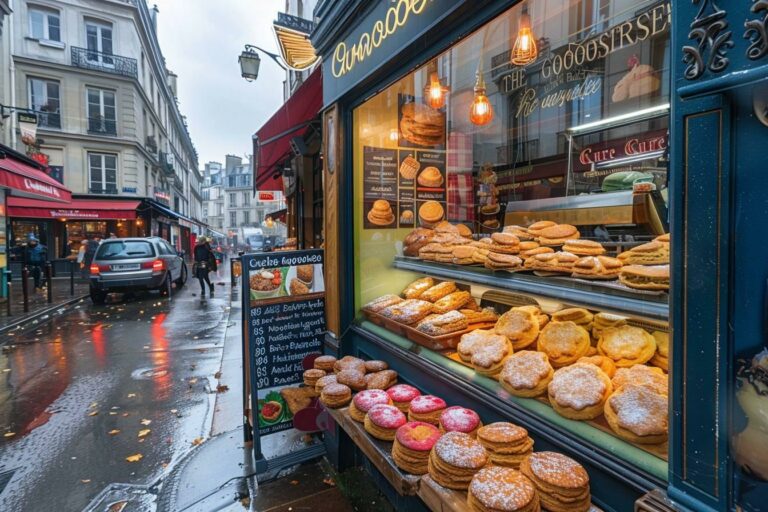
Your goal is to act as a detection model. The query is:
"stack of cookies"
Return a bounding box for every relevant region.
[399,102,445,147]
[387,384,421,412]
[428,431,489,490]
[537,321,592,368]
[524,251,579,274]
[650,331,669,371]
[392,421,442,475]
[367,199,395,227]
[618,241,669,265]
[468,466,540,512]
[364,404,407,441]
[563,239,605,256]
[494,308,541,351]
[439,406,482,437]
[591,312,627,340]
[320,383,352,409]
[571,256,623,280]
[500,351,554,398]
[349,389,392,422]
[521,452,591,512]
[476,422,534,469]
[528,222,580,246]
[408,395,447,425]
[619,264,670,291]
[302,369,325,395]
[551,308,594,333]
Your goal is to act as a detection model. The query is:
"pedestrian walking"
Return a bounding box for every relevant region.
[82,237,100,278]
[23,235,47,289]
[194,236,215,298]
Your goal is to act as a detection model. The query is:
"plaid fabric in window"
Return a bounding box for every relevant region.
[447,131,473,172]
[448,173,475,222]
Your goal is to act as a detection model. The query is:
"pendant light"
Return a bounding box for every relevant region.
[511,2,538,66]
[469,65,493,126]
[424,71,450,109]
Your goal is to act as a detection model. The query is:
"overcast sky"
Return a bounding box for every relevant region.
[154,0,286,167]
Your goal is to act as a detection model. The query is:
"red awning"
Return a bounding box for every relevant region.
[254,66,322,192]
[0,156,71,202]
[7,197,141,220]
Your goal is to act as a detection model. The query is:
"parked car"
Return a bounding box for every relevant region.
[88,237,187,304]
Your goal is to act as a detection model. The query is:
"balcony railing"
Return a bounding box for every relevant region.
[71,46,138,79]
[87,117,117,136]
[89,185,118,195]
[35,110,61,129]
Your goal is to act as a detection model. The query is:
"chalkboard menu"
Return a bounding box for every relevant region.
[242,249,326,449]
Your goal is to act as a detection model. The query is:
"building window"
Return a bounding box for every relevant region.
[229,212,237,227]
[242,192,250,206]
[85,20,113,64]
[29,7,61,42]
[88,152,117,194]
[87,88,116,135]
[229,193,236,207]
[28,78,61,128]
[243,211,250,225]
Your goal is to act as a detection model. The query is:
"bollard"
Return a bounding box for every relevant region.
[70,260,75,296]
[45,262,53,303]
[231,257,242,287]
[21,267,30,313]
[4,270,11,317]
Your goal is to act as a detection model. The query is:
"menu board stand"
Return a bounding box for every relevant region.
[240,249,328,473]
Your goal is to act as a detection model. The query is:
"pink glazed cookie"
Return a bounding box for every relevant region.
[349,389,392,422]
[387,384,421,412]
[392,421,442,474]
[407,395,447,425]
[364,404,407,441]
[439,406,483,437]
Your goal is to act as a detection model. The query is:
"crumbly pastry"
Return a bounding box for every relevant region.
[315,374,338,394]
[520,246,554,260]
[503,225,534,241]
[461,307,500,325]
[650,331,669,371]
[577,355,617,378]
[605,384,669,444]
[597,325,657,367]
[364,404,407,441]
[408,395,447,425]
[426,244,457,263]
[367,199,395,226]
[562,239,606,256]
[402,277,435,299]
[612,364,668,394]
[404,235,436,257]
[535,224,581,246]
[365,369,399,390]
[428,431,489,490]
[476,422,535,469]
[618,241,669,265]
[419,200,445,227]
[416,310,468,336]
[654,233,670,244]
[380,299,434,325]
[392,421,441,474]
[387,384,421,412]
[495,308,540,350]
[365,360,389,373]
[526,221,556,236]
[591,312,627,340]
[571,256,623,280]
[520,452,591,512]
[467,465,540,512]
[491,232,521,248]
[485,252,524,270]
[467,332,513,377]
[303,368,326,389]
[619,264,670,290]
[417,166,444,188]
[500,351,554,398]
[482,219,501,230]
[400,102,446,146]
[420,281,458,302]
[280,386,316,415]
[363,294,403,313]
[404,228,435,246]
[432,291,472,314]
[313,355,337,372]
[548,363,613,420]
[537,321,591,368]
[336,369,367,391]
[523,251,579,273]
[320,383,352,409]
[463,298,481,311]
[439,406,483,437]
[334,356,366,374]
[457,223,473,238]
[349,389,392,422]
[551,308,594,331]
[399,155,421,180]
[458,329,493,363]
[452,245,479,265]
[513,305,549,330]
[433,221,459,235]
[472,247,491,265]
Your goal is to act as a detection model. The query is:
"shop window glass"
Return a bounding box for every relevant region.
[352,0,671,480]
[88,152,117,194]
[28,78,61,128]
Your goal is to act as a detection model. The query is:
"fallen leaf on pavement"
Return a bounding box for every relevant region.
[140,419,152,426]
[81,479,91,484]
[108,501,127,512]
[191,437,203,446]
[323,478,336,487]
[214,371,222,379]
[125,454,143,462]
[138,429,151,438]
[290,480,299,485]
[88,411,99,417]
[216,384,229,393]
[108,429,120,435]
[90,402,98,408]
[4,432,15,438]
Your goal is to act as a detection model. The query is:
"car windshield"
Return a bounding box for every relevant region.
[96,241,155,260]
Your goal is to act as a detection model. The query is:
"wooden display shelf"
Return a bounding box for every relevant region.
[324,406,420,496]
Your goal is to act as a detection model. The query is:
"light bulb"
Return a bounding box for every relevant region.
[511,4,538,66]
[469,69,493,126]
[424,72,448,109]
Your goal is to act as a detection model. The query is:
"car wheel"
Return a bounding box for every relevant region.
[159,274,172,297]
[175,264,187,289]
[90,287,107,305]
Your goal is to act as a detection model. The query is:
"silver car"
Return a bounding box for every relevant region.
[88,237,188,304]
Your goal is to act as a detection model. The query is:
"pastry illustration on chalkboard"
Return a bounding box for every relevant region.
[612,55,660,103]
[399,101,446,147]
[417,166,444,188]
[418,201,444,227]
[399,155,420,180]
[367,199,395,226]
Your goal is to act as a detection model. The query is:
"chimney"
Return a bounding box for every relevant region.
[167,70,178,98]
[151,4,159,32]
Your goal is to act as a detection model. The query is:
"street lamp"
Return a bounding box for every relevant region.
[239,44,286,82]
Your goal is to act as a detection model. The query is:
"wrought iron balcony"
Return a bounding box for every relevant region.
[87,117,117,136]
[71,46,138,79]
[35,110,61,129]
[89,186,118,195]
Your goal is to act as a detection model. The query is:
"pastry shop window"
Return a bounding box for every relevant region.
[352,0,671,481]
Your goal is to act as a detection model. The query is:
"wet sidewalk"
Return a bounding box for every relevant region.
[0,276,90,333]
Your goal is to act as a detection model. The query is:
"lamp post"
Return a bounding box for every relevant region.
[239,44,286,82]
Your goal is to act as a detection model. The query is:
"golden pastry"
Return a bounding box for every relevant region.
[336,369,367,391]
[320,383,352,409]
[364,404,407,441]
[562,239,606,256]
[476,422,534,469]
[618,241,669,265]
[419,200,445,227]
[313,355,337,372]
[334,356,366,374]
[420,281,457,302]
[399,155,421,180]
[428,431,489,490]
[365,369,398,390]
[500,350,554,398]
[364,360,388,373]
[523,251,579,273]
[363,294,403,313]
[460,307,499,324]
[520,452,591,512]
[458,329,492,363]
[433,221,459,234]
[612,364,668,394]
[471,247,491,264]
[537,321,591,368]
[654,233,670,244]
[515,305,549,330]
[503,225,534,241]
[452,245,477,265]
[457,223,473,238]
[392,421,441,475]
[432,291,472,314]
[380,299,434,325]
[467,466,540,512]
[605,384,668,444]
[548,363,613,420]
[591,312,627,340]
[367,199,395,226]
[650,331,669,371]
[402,277,435,299]
[571,256,623,280]
[551,308,594,331]
[417,166,444,188]
[619,264,670,290]
[303,368,325,389]
[526,221,556,236]
[490,232,521,253]
[536,224,581,246]
[400,102,445,146]
[400,210,414,223]
[495,308,539,350]
[520,246,554,260]
[467,331,513,377]
[485,252,523,270]
[416,310,468,336]
[349,389,392,422]
[597,325,657,367]
[315,374,337,394]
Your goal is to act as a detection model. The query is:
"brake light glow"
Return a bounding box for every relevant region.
[152,259,165,272]
[90,263,100,275]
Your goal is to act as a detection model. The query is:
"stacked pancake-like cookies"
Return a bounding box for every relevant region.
[349,389,392,422]
[400,102,446,147]
[367,199,395,226]
[364,403,407,441]
[476,422,535,469]
[392,421,441,475]
[468,465,540,512]
[428,431,489,490]
[439,406,483,437]
[521,452,591,512]
[619,264,670,290]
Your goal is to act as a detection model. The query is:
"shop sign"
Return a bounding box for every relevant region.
[242,250,327,457]
[122,186,137,193]
[275,12,313,34]
[22,178,62,199]
[154,190,171,204]
[576,130,667,171]
[258,192,275,201]
[48,209,100,219]
[18,113,37,146]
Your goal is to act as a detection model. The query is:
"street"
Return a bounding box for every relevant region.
[0,273,232,512]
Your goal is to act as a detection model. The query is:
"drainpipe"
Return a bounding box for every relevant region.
[8,0,16,148]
